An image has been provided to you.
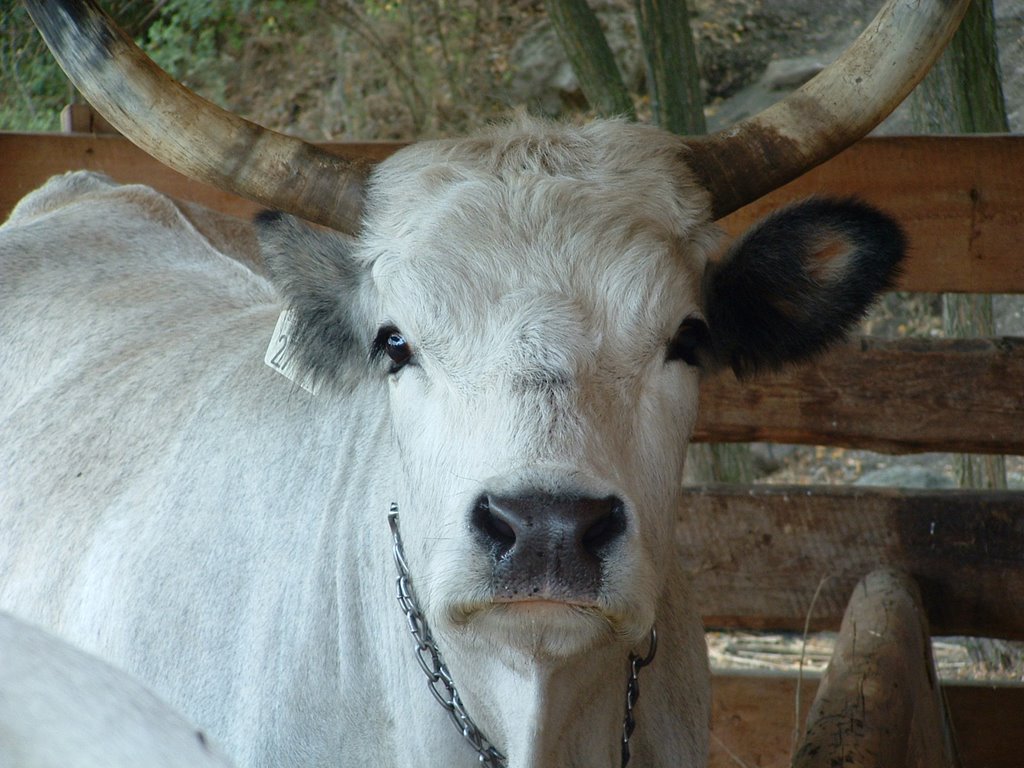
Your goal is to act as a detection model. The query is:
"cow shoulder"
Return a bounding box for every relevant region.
[701,197,905,377]
[3,170,120,227]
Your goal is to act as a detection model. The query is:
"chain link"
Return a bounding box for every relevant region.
[388,506,656,768]
[390,508,507,767]
[621,627,657,767]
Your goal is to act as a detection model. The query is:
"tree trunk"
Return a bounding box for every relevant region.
[633,0,704,134]
[544,0,635,119]
[910,0,1009,490]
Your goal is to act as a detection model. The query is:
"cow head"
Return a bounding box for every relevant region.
[255,117,903,657]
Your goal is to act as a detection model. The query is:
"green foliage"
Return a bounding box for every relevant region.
[0,0,508,139]
[0,0,253,131]
[323,0,515,138]
[1,4,67,131]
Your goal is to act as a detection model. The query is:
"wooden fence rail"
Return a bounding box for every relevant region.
[2,133,1023,294]
[695,337,1024,454]
[4,132,1023,456]
[680,485,1024,640]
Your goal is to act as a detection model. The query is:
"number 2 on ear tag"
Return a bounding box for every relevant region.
[264,310,321,395]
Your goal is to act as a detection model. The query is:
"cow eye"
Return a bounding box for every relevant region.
[373,326,414,372]
[666,317,709,367]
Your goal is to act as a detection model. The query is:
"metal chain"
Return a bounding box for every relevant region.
[621,627,657,767]
[388,506,656,768]
[389,507,507,767]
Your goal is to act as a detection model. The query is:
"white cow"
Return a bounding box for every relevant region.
[0,611,235,768]
[2,0,965,766]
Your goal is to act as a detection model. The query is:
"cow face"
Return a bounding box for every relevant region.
[259,118,903,660]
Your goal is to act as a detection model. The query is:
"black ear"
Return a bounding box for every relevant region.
[703,198,905,378]
[256,211,369,388]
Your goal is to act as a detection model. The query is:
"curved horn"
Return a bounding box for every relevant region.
[686,0,971,220]
[25,0,369,234]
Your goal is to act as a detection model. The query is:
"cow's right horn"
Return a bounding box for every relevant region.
[25,0,370,235]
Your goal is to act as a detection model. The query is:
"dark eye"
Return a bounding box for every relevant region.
[373,326,414,372]
[666,317,709,367]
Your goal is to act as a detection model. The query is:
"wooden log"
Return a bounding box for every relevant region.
[678,485,1024,640]
[694,336,1024,455]
[710,674,1022,768]
[1,133,1022,294]
[790,569,958,768]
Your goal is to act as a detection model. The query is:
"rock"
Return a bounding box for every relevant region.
[761,55,825,90]
[854,465,955,489]
[748,443,799,475]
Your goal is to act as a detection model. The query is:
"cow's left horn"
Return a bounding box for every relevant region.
[25,0,370,235]
[685,0,971,220]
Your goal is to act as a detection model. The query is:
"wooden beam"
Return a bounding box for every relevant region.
[60,104,119,135]
[792,569,958,768]
[678,485,1024,640]
[1,133,1022,294]
[710,674,1023,768]
[694,336,1024,455]
[0,133,402,226]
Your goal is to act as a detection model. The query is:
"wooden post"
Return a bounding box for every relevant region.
[792,568,960,768]
[909,0,1009,490]
[633,0,704,135]
[60,103,119,135]
[544,0,635,119]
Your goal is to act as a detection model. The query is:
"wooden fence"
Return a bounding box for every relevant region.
[2,127,1022,767]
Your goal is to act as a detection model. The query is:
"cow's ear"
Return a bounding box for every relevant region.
[702,198,905,378]
[256,211,369,388]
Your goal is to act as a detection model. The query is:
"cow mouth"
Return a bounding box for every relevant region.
[491,592,602,609]
[447,599,615,658]
[449,592,609,623]
[444,594,638,658]
[489,596,604,617]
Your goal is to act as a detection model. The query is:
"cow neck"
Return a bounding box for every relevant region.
[387,506,657,768]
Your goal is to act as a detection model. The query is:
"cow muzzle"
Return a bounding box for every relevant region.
[470,491,628,603]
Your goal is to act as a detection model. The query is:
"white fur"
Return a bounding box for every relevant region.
[0,119,716,767]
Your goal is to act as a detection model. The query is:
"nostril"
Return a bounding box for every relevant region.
[580,496,627,555]
[471,495,516,556]
[487,513,516,545]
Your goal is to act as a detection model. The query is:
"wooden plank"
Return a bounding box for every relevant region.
[0,133,403,226]
[791,569,958,768]
[710,674,1023,768]
[710,674,813,768]
[677,485,1024,640]
[2,133,1022,294]
[60,103,118,135]
[694,337,1024,455]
